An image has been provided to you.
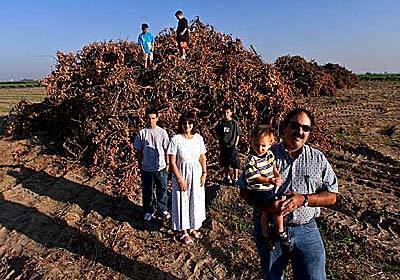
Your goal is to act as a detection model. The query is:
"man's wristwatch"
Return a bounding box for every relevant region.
[302,194,309,207]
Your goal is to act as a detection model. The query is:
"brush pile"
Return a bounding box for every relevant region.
[6,20,292,196]
[322,63,359,89]
[275,55,358,96]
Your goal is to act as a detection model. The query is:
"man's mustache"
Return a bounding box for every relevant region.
[291,132,305,139]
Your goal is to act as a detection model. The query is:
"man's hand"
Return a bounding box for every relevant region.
[262,196,286,214]
[281,192,305,216]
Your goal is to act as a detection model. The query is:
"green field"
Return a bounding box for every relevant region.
[0,80,41,88]
[0,87,46,116]
[358,73,400,81]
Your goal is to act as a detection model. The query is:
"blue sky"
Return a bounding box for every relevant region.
[0,0,399,81]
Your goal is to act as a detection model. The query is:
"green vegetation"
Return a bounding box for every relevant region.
[358,73,400,81]
[0,87,45,116]
[0,80,41,88]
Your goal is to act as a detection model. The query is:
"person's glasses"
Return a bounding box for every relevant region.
[182,121,193,126]
[289,122,312,132]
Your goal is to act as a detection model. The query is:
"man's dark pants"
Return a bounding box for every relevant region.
[141,169,168,214]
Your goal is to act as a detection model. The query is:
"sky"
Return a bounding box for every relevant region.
[0,0,399,81]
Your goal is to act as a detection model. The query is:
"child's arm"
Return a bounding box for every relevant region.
[136,149,143,170]
[133,134,143,170]
[272,165,282,193]
[214,122,222,141]
[151,34,155,51]
[138,36,145,54]
[180,28,187,36]
[271,165,282,186]
[245,157,281,186]
[235,121,241,147]
[251,175,277,185]
[235,134,240,147]
[180,18,188,36]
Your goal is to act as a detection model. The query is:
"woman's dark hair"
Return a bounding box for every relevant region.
[141,23,149,29]
[280,108,315,133]
[177,111,198,134]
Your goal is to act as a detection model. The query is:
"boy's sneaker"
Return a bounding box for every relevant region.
[143,213,154,222]
[232,179,238,187]
[161,211,171,220]
[277,230,291,246]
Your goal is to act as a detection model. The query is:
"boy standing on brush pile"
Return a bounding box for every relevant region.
[175,10,189,59]
[138,23,155,69]
[215,103,241,185]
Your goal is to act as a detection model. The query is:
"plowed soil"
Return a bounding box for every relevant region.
[0,81,399,279]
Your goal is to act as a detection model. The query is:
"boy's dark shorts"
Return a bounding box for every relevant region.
[219,146,240,169]
[246,189,276,206]
[177,36,189,47]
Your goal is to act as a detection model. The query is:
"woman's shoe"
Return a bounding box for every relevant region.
[189,229,203,239]
[179,233,193,245]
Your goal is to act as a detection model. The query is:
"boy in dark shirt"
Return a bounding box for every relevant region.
[175,10,189,59]
[215,103,241,185]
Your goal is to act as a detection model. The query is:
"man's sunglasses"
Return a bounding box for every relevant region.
[289,122,312,132]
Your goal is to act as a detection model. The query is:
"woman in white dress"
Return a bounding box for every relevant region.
[167,112,207,244]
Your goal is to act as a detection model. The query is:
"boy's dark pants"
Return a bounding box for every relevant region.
[141,169,168,214]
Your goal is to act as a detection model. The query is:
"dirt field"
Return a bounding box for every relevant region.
[0,81,399,279]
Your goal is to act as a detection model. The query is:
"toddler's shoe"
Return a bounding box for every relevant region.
[161,211,171,220]
[277,230,291,246]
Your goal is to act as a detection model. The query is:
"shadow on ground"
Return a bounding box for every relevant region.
[0,164,177,279]
[3,164,164,232]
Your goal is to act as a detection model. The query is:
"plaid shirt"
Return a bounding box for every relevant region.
[238,142,338,225]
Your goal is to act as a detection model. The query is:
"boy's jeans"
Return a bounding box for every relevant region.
[141,169,168,214]
[254,218,326,280]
